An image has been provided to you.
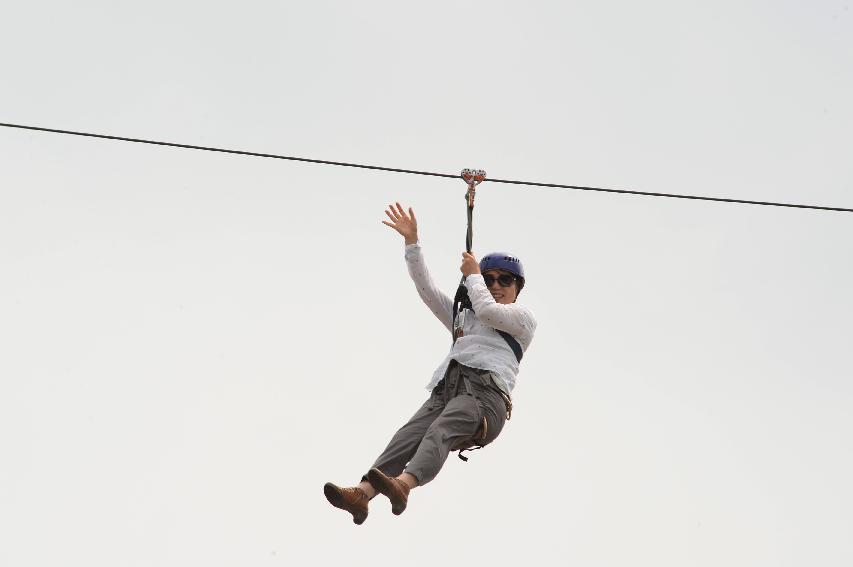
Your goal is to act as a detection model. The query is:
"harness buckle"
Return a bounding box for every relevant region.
[452,308,466,340]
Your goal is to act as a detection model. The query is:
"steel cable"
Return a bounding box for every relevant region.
[2,121,851,213]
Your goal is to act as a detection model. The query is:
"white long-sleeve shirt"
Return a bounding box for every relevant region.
[405,243,537,396]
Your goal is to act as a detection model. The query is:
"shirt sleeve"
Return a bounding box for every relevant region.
[405,243,454,332]
[464,274,537,339]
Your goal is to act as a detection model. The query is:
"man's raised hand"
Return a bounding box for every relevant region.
[382,202,418,245]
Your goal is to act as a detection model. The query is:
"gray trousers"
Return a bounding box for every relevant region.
[366,361,509,486]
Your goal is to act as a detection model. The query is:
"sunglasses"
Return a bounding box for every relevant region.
[483,273,517,288]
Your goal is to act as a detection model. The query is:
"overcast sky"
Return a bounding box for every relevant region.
[1,1,852,566]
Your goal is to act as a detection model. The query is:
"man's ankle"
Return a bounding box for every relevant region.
[357,480,377,499]
[398,472,418,490]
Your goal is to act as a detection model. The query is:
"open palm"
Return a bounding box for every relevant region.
[382,202,418,245]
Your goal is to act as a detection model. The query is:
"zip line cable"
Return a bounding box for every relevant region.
[2,121,851,214]
[0,122,458,180]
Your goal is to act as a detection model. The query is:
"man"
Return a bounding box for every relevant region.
[323,202,537,524]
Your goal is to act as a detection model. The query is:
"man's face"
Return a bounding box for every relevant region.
[483,269,519,304]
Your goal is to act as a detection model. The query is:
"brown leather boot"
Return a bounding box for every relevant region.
[367,468,410,516]
[323,483,369,525]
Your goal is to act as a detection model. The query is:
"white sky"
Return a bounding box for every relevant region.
[1,1,852,566]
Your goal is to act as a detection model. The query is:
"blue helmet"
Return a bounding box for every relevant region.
[479,252,525,293]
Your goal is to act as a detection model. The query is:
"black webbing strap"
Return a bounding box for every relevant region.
[453,279,472,317]
[465,200,473,254]
[496,329,524,362]
[458,445,483,462]
[451,201,475,338]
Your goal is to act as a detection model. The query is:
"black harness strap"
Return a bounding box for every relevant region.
[496,329,524,362]
[458,445,483,462]
[452,204,474,317]
[451,186,475,339]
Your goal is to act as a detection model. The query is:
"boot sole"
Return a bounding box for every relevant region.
[323,482,368,525]
[367,468,407,516]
